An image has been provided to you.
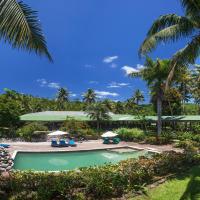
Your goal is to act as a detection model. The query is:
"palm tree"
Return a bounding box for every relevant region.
[114,101,125,114]
[133,89,144,105]
[130,58,171,137]
[0,0,52,61]
[83,89,96,104]
[139,0,200,86]
[56,87,69,110]
[191,65,200,114]
[102,99,114,111]
[85,102,110,131]
[177,70,191,114]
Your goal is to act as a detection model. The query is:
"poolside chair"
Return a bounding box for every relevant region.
[59,139,69,147]
[112,137,121,144]
[68,139,77,147]
[51,140,60,147]
[0,144,10,148]
[103,138,110,144]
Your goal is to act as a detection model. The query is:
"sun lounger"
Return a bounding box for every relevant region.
[59,139,69,147]
[112,137,120,144]
[0,144,10,148]
[103,138,110,144]
[51,140,60,147]
[68,139,77,147]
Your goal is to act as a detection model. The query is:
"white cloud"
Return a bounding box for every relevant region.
[107,82,129,88]
[95,90,119,98]
[122,66,139,75]
[37,79,47,87]
[70,93,77,97]
[122,64,145,75]
[37,79,60,89]
[47,82,60,89]
[136,64,145,70]
[103,56,118,63]
[89,81,99,84]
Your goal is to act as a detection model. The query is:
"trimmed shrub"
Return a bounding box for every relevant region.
[16,123,48,141]
[116,128,145,142]
[0,151,199,200]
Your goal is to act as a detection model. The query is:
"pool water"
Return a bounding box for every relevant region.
[13,149,153,171]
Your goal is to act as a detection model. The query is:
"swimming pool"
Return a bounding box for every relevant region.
[13,148,154,171]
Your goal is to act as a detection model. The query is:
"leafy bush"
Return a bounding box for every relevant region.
[16,123,48,141]
[116,128,145,142]
[145,136,171,145]
[61,120,98,140]
[0,151,198,200]
[193,125,200,134]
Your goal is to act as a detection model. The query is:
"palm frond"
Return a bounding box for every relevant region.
[0,0,52,61]
[166,35,200,88]
[172,35,200,65]
[181,0,200,18]
[139,15,195,56]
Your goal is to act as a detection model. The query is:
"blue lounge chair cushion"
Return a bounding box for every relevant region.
[69,139,77,146]
[51,140,59,147]
[59,140,69,147]
[0,144,10,148]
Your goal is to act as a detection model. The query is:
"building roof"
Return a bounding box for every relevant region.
[20,111,200,122]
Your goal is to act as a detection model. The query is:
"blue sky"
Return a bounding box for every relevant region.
[0,0,186,102]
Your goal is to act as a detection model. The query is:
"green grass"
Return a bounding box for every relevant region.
[133,166,200,200]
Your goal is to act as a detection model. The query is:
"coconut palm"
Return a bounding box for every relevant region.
[102,99,114,111]
[191,65,200,113]
[0,0,52,61]
[56,87,69,110]
[85,102,110,131]
[83,89,96,104]
[139,0,200,86]
[133,89,144,105]
[177,70,191,114]
[130,58,171,136]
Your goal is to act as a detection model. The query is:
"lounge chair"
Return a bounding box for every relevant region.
[112,137,120,144]
[59,139,69,147]
[103,138,110,144]
[68,139,77,147]
[51,140,60,147]
[0,144,10,148]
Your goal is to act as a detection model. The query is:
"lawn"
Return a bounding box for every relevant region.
[133,166,200,200]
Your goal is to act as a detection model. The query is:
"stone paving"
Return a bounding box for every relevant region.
[2,140,182,156]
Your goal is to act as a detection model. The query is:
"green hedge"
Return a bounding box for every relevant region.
[116,128,146,142]
[0,151,199,200]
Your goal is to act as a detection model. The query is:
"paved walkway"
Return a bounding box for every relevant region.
[3,140,181,156]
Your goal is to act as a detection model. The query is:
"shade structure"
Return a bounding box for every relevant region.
[48,131,69,136]
[101,131,118,138]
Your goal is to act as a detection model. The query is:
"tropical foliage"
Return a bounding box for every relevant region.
[85,102,110,130]
[0,0,52,61]
[139,0,200,86]
[83,89,97,104]
[0,151,199,200]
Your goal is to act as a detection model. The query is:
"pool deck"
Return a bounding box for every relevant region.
[3,140,181,156]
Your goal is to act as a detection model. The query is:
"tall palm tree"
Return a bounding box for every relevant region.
[85,102,110,131]
[102,99,114,111]
[191,65,200,113]
[133,89,144,105]
[0,0,52,61]
[177,70,191,114]
[56,87,69,110]
[139,0,200,86]
[83,89,96,104]
[130,58,171,136]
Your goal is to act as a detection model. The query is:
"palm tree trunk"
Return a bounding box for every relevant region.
[157,96,162,138]
[97,120,100,133]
